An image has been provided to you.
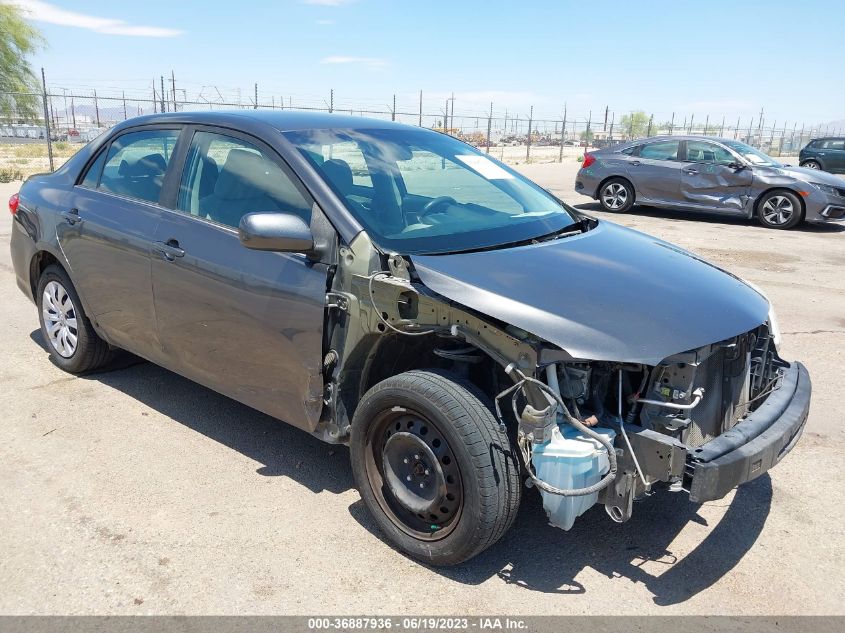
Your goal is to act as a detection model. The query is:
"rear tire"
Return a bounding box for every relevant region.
[37,265,111,373]
[350,369,521,566]
[598,177,635,213]
[800,160,822,170]
[757,190,804,230]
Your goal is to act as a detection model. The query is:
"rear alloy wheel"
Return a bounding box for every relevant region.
[800,160,821,170]
[37,265,111,373]
[757,190,803,230]
[350,370,520,566]
[598,178,634,213]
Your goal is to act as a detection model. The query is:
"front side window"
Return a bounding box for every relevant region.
[283,127,576,255]
[639,141,679,161]
[177,131,312,229]
[721,140,781,167]
[685,140,735,166]
[821,139,845,150]
[98,129,180,203]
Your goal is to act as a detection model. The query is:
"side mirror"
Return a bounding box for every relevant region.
[238,212,314,253]
[728,161,747,170]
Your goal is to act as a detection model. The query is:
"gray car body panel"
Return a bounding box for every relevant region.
[412,220,770,365]
[576,135,845,223]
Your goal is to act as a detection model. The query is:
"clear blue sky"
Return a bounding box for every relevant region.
[12,0,845,126]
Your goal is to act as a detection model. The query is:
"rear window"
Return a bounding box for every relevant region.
[639,141,679,161]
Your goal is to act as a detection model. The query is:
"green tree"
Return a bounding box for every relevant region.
[579,128,594,141]
[619,111,651,138]
[0,3,44,121]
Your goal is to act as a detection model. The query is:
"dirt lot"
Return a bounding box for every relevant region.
[0,165,843,615]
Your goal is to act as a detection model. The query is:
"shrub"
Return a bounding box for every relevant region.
[0,167,24,183]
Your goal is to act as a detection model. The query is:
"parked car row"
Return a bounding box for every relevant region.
[8,111,811,565]
[576,135,845,229]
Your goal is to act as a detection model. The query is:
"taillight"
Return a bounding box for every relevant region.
[581,153,596,169]
[8,193,19,216]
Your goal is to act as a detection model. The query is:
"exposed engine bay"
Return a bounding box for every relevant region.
[321,238,790,532]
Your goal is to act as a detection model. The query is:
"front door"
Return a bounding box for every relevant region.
[151,128,328,431]
[626,139,683,204]
[56,127,182,358]
[678,140,753,213]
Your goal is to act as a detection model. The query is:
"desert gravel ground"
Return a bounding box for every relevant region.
[0,163,843,614]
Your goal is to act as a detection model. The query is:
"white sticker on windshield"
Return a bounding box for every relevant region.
[455,154,515,180]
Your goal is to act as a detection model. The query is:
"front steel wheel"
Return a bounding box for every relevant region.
[350,370,521,565]
[800,160,821,170]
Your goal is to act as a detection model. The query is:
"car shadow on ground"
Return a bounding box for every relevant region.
[349,475,772,605]
[574,202,845,233]
[30,330,772,604]
[29,331,354,495]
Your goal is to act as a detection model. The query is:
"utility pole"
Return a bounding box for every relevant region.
[329,89,334,113]
[171,70,177,111]
[586,110,592,150]
[735,116,740,139]
[152,79,157,114]
[720,116,725,137]
[526,105,533,162]
[603,105,608,131]
[392,94,396,122]
[703,114,709,136]
[669,112,674,135]
[62,88,68,132]
[40,68,54,172]
[70,96,76,127]
[486,102,492,154]
[559,103,567,162]
[646,113,654,137]
[609,111,615,140]
[254,83,258,109]
[688,113,694,134]
[122,91,127,120]
[93,89,100,127]
[419,90,423,126]
[160,76,166,113]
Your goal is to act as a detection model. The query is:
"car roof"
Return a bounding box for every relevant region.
[110,109,409,133]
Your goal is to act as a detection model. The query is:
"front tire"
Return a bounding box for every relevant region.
[800,160,822,170]
[350,370,521,566]
[37,265,111,373]
[757,190,804,229]
[598,178,635,213]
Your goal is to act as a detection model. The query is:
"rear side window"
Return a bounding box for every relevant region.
[821,139,845,150]
[639,141,679,161]
[620,146,639,155]
[98,129,180,204]
[78,149,106,189]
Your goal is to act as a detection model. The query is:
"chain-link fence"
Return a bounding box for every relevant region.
[1,79,842,180]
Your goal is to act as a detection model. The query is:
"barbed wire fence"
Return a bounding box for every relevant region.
[1,69,843,176]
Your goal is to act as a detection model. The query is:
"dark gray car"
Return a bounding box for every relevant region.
[9,112,810,565]
[575,135,845,228]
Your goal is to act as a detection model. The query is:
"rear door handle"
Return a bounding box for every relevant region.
[630,160,641,166]
[60,208,83,225]
[683,168,699,175]
[154,240,185,261]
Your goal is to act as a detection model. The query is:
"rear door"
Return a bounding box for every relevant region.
[150,127,329,431]
[57,126,182,358]
[820,139,845,172]
[678,140,752,213]
[625,140,682,204]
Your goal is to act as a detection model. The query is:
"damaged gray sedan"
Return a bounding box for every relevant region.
[10,112,810,566]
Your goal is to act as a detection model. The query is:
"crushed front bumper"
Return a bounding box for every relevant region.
[686,362,811,502]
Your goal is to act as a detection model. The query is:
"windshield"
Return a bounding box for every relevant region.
[282,127,577,254]
[722,140,782,167]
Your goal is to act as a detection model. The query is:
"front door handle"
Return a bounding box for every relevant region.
[683,168,699,175]
[154,240,185,261]
[60,208,83,225]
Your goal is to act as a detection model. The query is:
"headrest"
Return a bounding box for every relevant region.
[322,158,354,195]
[214,149,271,201]
[118,153,166,178]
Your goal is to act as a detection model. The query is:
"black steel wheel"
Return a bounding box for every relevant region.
[350,369,520,565]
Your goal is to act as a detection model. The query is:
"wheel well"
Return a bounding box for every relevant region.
[29,251,62,299]
[340,334,501,424]
[753,187,806,219]
[595,175,635,201]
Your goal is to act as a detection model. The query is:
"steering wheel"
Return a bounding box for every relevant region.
[419,196,457,218]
